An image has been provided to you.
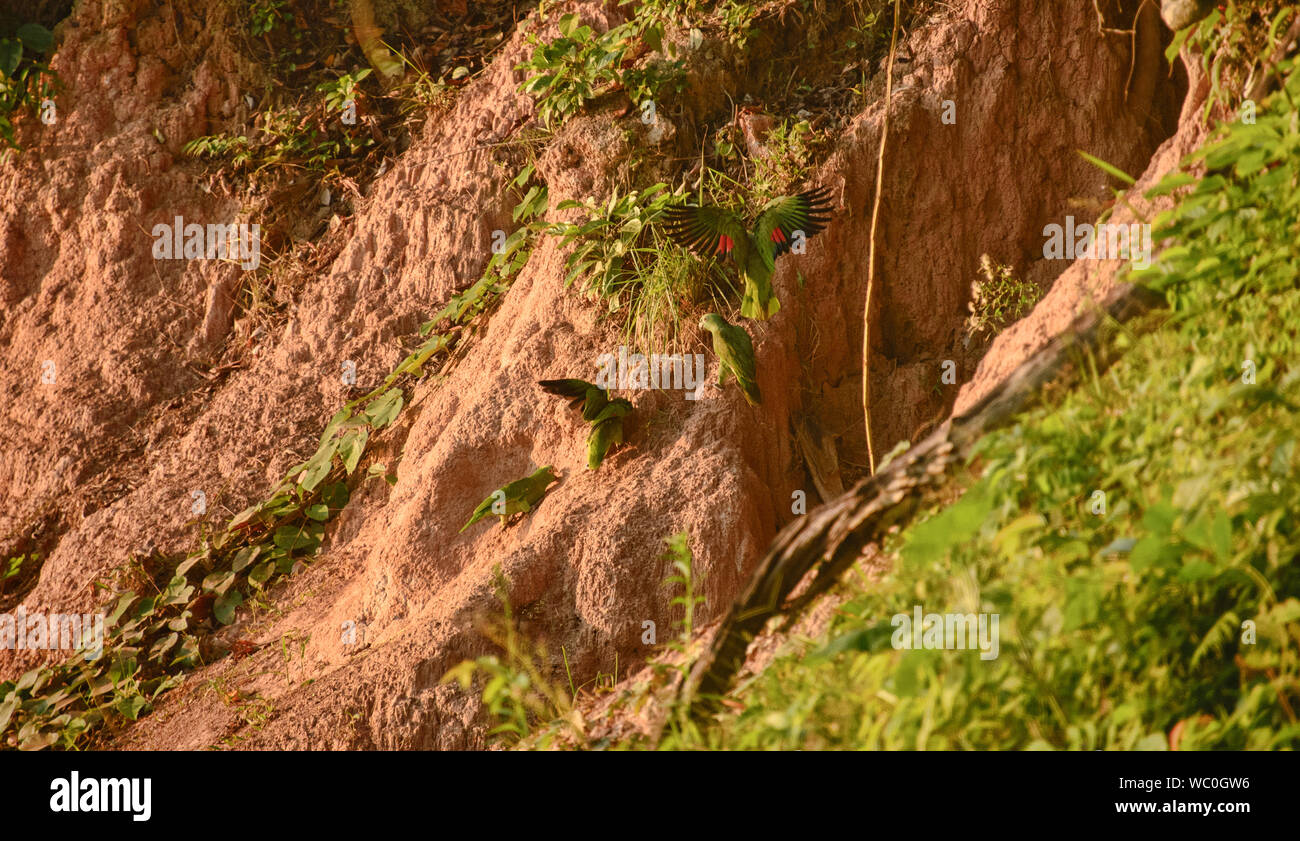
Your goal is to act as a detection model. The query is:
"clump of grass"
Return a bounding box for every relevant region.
[751,117,814,199]
[183,97,373,176]
[550,184,733,354]
[630,0,758,47]
[711,115,817,204]
[442,569,582,748]
[964,254,1040,345]
[664,531,705,650]
[388,51,457,124]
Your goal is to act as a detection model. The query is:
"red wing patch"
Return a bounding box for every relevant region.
[770,228,788,244]
[662,204,741,260]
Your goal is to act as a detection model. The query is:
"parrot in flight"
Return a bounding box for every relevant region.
[460,466,559,532]
[662,186,833,320]
[537,378,609,421]
[586,398,633,470]
[699,313,760,406]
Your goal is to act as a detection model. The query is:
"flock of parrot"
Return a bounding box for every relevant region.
[460,186,834,532]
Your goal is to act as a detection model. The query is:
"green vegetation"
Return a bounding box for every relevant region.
[0,20,54,154]
[180,7,472,359]
[525,0,889,348]
[1164,0,1294,119]
[183,98,373,175]
[549,183,734,353]
[545,151,830,352]
[0,554,29,598]
[0,170,548,750]
[663,531,705,650]
[446,532,704,748]
[710,116,816,203]
[316,68,371,114]
[183,4,469,199]
[442,571,579,747]
[751,118,815,200]
[509,0,930,354]
[518,11,684,129]
[654,54,1300,751]
[249,0,291,37]
[388,52,458,118]
[438,7,1300,752]
[964,255,1040,344]
[10,0,1293,754]
[629,0,757,47]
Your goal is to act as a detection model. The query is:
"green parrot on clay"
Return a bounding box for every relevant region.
[662,186,833,320]
[460,466,559,532]
[699,313,761,406]
[537,378,609,421]
[538,379,632,471]
[586,398,633,470]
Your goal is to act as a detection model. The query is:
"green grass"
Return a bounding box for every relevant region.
[443,570,579,747]
[965,254,1040,344]
[654,56,1300,751]
[549,183,736,353]
[183,100,374,175]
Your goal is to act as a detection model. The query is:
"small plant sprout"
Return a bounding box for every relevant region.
[664,531,704,650]
[964,255,1040,345]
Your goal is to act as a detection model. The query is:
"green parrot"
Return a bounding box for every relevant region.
[460,466,559,532]
[537,378,609,421]
[699,314,761,406]
[586,398,633,470]
[662,186,833,320]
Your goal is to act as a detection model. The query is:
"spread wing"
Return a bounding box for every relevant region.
[538,378,607,420]
[661,203,748,259]
[753,186,834,259]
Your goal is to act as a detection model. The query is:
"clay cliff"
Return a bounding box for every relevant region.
[1,0,1200,748]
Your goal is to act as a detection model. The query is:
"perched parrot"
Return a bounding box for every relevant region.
[460,466,559,532]
[537,378,609,421]
[662,186,833,320]
[586,398,633,470]
[699,314,761,406]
